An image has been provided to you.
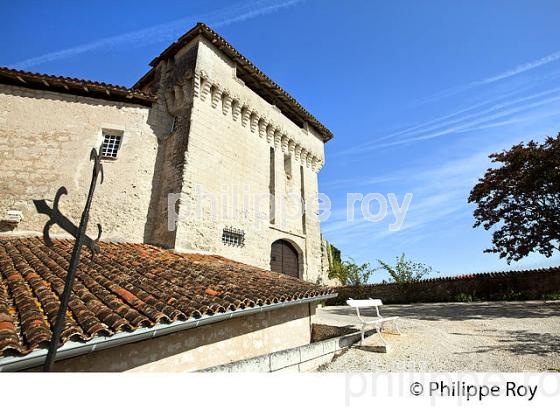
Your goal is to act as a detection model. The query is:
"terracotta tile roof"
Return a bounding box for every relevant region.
[0,66,156,106]
[133,22,333,142]
[0,236,334,358]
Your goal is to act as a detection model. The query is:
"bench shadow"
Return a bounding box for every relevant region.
[354,345,387,353]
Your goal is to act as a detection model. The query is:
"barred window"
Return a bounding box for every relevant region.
[100,132,122,159]
[222,227,245,247]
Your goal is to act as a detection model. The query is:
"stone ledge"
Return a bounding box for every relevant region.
[200,328,377,373]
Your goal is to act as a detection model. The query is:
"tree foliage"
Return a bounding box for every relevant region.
[377,253,433,283]
[468,134,560,262]
[324,241,341,271]
[329,258,377,286]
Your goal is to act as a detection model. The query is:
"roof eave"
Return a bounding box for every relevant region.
[0,67,156,107]
[0,293,336,372]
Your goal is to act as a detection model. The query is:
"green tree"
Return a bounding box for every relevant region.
[468,134,560,262]
[329,258,377,286]
[377,253,433,283]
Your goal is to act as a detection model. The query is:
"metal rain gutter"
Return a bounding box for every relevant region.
[0,293,337,372]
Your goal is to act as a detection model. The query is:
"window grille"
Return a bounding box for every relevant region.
[222,227,245,247]
[100,133,122,159]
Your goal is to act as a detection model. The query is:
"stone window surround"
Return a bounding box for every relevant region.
[222,226,245,247]
[193,69,324,173]
[98,127,125,161]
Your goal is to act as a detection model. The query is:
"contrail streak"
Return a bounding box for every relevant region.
[418,49,560,105]
[376,93,560,148]
[11,0,306,69]
[339,86,560,156]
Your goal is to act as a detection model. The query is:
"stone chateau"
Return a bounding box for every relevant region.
[0,23,334,284]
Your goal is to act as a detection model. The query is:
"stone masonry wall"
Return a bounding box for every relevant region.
[171,36,327,283]
[142,42,198,248]
[39,302,314,372]
[327,267,560,305]
[0,35,331,284]
[0,84,162,242]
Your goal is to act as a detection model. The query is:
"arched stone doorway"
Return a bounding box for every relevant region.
[270,239,299,278]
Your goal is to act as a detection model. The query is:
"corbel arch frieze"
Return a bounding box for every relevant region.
[193,70,324,171]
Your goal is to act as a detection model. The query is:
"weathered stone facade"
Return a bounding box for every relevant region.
[0,84,162,243]
[0,24,332,284]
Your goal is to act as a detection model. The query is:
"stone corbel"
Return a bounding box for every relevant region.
[300,148,308,166]
[211,85,222,108]
[281,134,289,153]
[193,72,201,98]
[311,156,320,172]
[258,118,267,138]
[288,139,295,154]
[241,105,251,127]
[222,91,232,116]
[231,97,241,121]
[294,144,302,161]
[306,152,313,167]
[274,129,282,148]
[199,73,211,102]
[266,124,275,144]
[250,111,259,133]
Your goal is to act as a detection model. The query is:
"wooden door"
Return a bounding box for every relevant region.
[270,240,299,278]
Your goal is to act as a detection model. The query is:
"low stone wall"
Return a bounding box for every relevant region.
[19,303,314,372]
[201,327,375,372]
[327,267,560,305]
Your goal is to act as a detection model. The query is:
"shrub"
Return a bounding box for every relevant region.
[329,258,377,286]
[377,253,435,283]
[455,293,474,303]
[542,292,560,301]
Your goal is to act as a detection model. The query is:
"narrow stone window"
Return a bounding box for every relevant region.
[300,165,306,234]
[222,227,245,247]
[100,132,122,159]
[269,147,276,224]
[284,154,292,179]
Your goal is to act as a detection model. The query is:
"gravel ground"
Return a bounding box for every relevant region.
[315,300,560,372]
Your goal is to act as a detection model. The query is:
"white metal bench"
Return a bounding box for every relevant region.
[347,298,401,347]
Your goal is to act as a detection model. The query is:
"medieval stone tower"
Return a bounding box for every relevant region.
[0,23,333,284]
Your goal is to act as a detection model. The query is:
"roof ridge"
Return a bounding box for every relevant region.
[0,66,156,105]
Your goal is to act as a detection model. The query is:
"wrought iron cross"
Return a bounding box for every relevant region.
[33,148,104,371]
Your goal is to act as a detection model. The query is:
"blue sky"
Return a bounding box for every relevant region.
[2,0,560,281]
